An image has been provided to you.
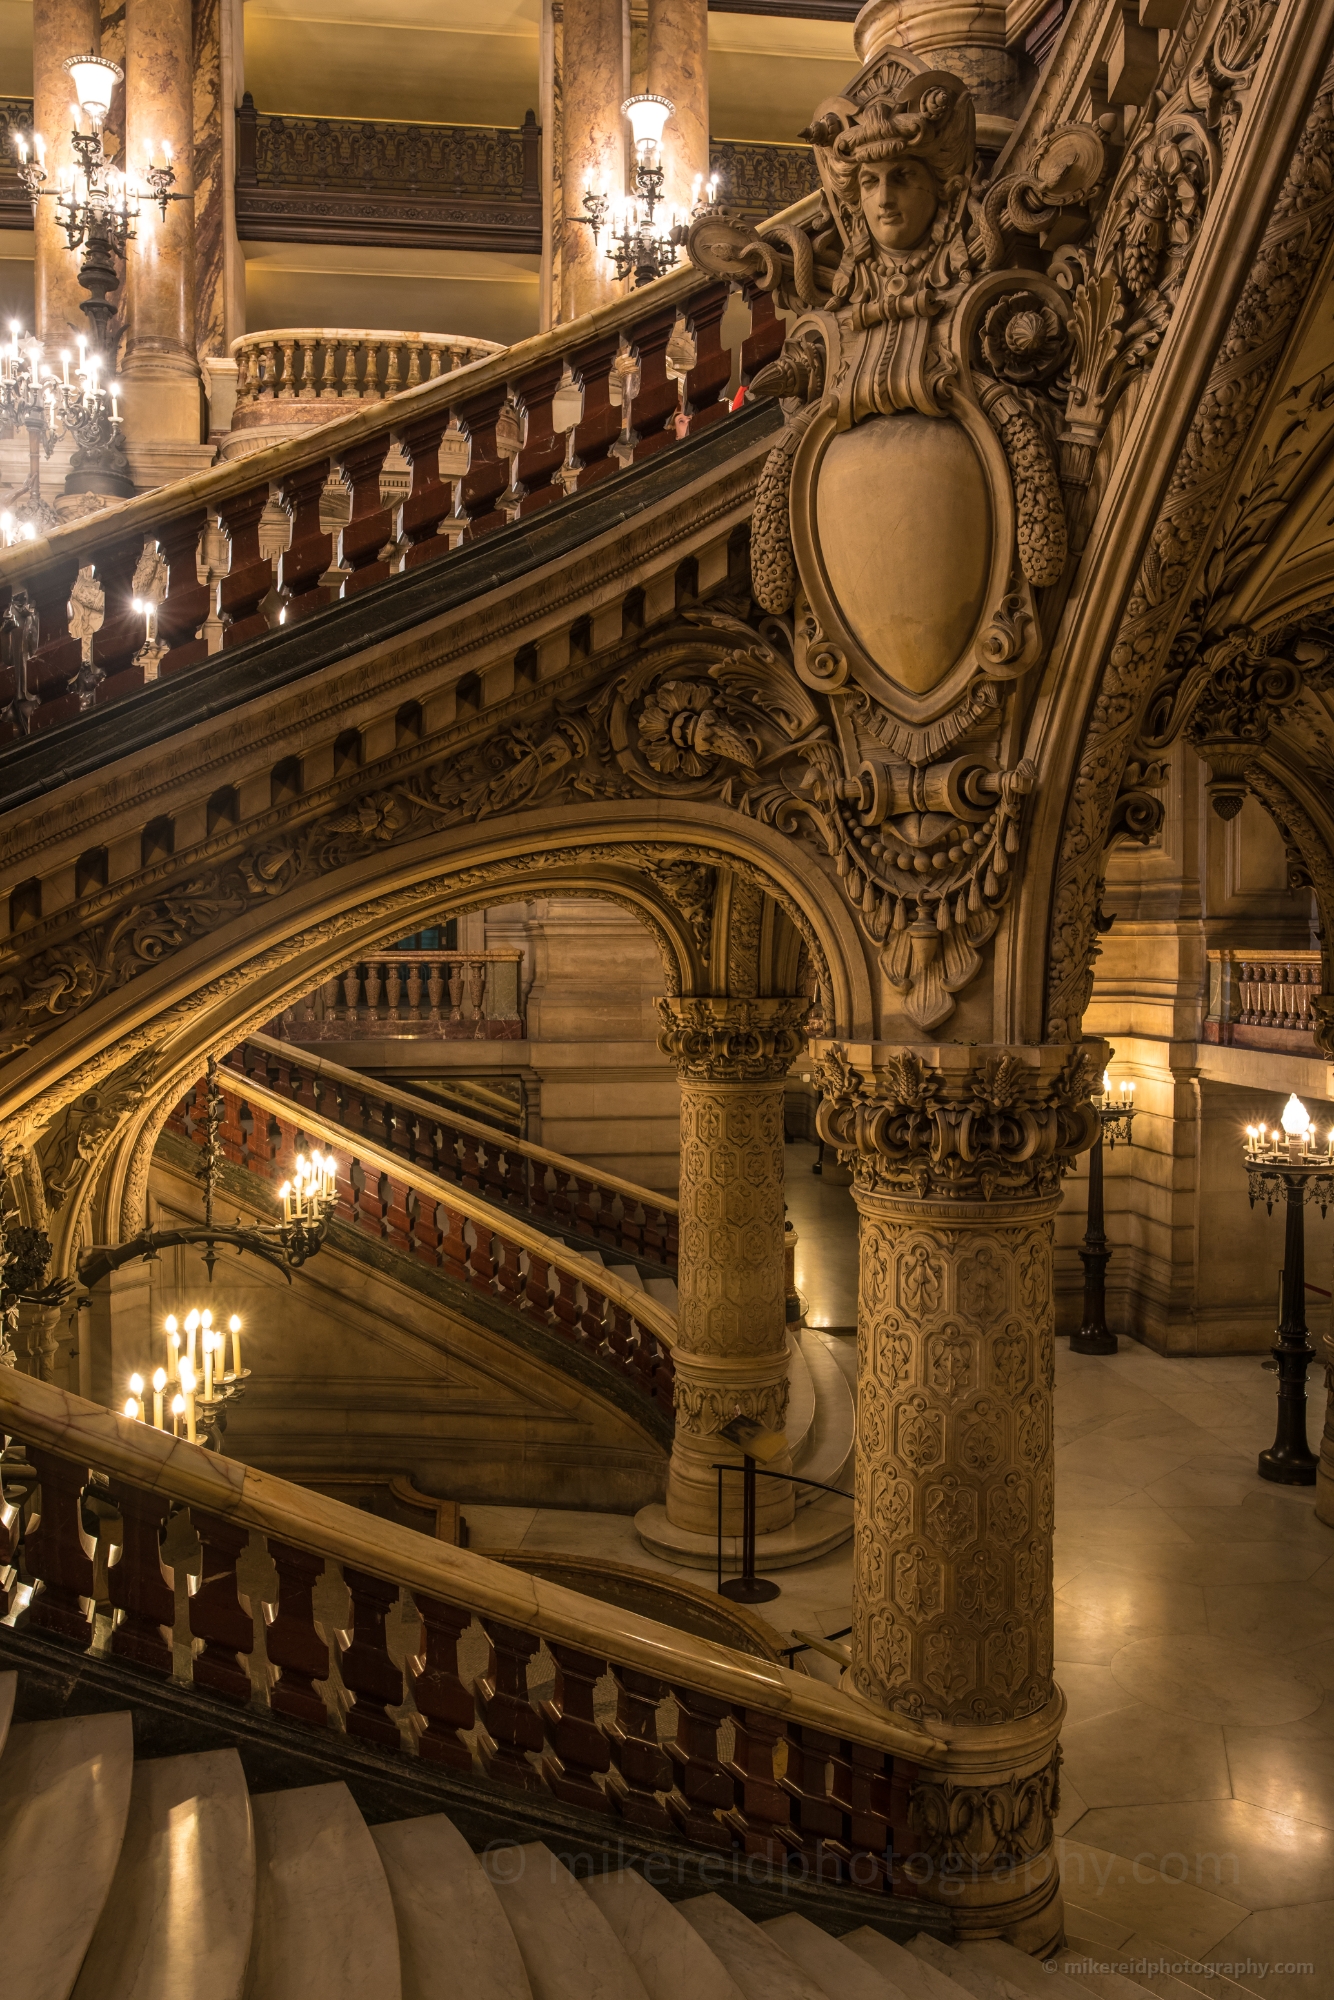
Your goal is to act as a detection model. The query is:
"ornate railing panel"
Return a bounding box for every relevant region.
[0,1365,939,1880]
[274,950,524,1042]
[233,1036,679,1271]
[708,140,819,219]
[235,97,542,252]
[231,330,503,437]
[1205,947,1321,1051]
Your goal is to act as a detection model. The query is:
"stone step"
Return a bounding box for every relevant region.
[909,1931,1025,2000]
[247,1781,402,2000]
[841,1928,978,2000]
[787,1328,855,1504]
[72,1748,255,2000]
[372,1812,534,2000]
[483,1840,652,1999]
[763,1912,912,1996]
[582,1866,745,2000]
[0,1709,134,2000]
[675,1893,832,1999]
[961,1937,1155,2000]
[1063,1933,1253,2000]
[641,1273,679,1312]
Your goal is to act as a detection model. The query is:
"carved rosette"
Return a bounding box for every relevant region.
[657,995,807,1536]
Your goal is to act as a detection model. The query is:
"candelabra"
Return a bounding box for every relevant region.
[1244,1093,1332,1485]
[576,95,721,291]
[1071,1071,1136,1355]
[0,321,128,504]
[123,1307,250,1451]
[11,52,183,497]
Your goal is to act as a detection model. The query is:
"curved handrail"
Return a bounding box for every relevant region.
[229,328,505,354]
[0,1363,944,1764]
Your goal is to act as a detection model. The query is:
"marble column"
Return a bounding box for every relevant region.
[656,997,807,1536]
[559,0,625,323]
[646,0,709,217]
[816,1043,1102,1952]
[854,0,1020,125]
[32,0,102,346]
[120,0,203,452]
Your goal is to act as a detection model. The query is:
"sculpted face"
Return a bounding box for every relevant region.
[858,158,939,255]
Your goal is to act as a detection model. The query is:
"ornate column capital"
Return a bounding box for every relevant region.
[813,1042,1105,1205]
[656,996,809,1084]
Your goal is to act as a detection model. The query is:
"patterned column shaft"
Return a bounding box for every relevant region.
[658,997,806,1535]
[816,1042,1102,1952]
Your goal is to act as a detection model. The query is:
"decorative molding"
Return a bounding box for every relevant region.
[907,1745,1062,1871]
[656,996,809,1083]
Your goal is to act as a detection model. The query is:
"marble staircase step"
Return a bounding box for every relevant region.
[909,1931,1026,1999]
[246,1781,402,2000]
[676,1892,833,2000]
[1057,1961,1165,2000]
[1063,1919,1253,2000]
[842,1927,977,1999]
[960,1938,1145,2000]
[0,1709,134,2000]
[483,1840,652,2000]
[787,1330,854,1505]
[582,1866,745,2000]
[372,1812,533,2000]
[641,1274,679,1311]
[71,1747,255,2000]
[763,1911,913,1996]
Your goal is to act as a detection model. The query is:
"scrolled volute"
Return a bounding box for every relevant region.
[813,1045,1102,1200]
[656,996,809,1083]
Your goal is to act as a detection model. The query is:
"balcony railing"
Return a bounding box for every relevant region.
[226,331,504,459]
[274,949,523,1041]
[1204,948,1323,1051]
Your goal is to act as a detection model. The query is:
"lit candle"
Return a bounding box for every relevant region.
[110,381,120,423]
[202,1329,214,1401]
[59,350,69,386]
[179,1360,197,1442]
[124,1396,140,1421]
[152,1367,166,1429]
[165,1313,179,1380]
[171,1392,185,1438]
[228,1313,242,1377]
[15,134,26,163]
[33,132,44,167]
[129,1372,145,1422]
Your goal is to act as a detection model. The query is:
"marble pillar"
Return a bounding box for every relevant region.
[193,0,226,369]
[121,0,203,451]
[657,996,807,1536]
[646,0,709,217]
[854,0,1020,125]
[559,0,625,323]
[33,0,102,347]
[816,1043,1102,1952]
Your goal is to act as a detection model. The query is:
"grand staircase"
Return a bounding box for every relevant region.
[0,1674,1254,1999]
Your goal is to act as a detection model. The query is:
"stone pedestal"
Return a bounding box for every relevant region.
[646,0,709,216]
[121,0,204,452]
[655,997,807,1538]
[32,0,102,348]
[817,1041,1103,1951]
[559,0,626,323]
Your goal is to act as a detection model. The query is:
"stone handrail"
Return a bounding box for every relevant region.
[168,1062,677,1420]
[1205,947,1322,1048]
[237,1033,680,1266]
[230,328,502,425]
[0,186,818,741]
[274,949,525,1042]
[0,1366,943,1788]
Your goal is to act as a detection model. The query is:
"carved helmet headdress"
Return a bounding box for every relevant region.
[806,70,977,306]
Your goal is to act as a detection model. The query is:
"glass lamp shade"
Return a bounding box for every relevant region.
[622,94,674,153]
[1281,1092,1312,1138]
[62,52,123,123]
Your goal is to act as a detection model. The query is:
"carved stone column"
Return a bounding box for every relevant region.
[854,0,1020,124]
[120,0,203,458]
[657,997,807,1536]
[817,1043,1102,1953]
[646,0,709,216]
[559,0,625,323]
[32,0,101,345]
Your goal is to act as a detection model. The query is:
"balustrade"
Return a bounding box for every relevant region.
[277,950,523,1041]
[0,1366,938,1886]
[232,1034,679,1271]
[226,331,503,459]
[166,1062,676,1421]
[1205,948,1323,1049]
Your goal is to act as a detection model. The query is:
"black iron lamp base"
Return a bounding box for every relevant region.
[1257,1446,1318,1486]
[719,1576,781,1604]
[1070,1326,1118,1355]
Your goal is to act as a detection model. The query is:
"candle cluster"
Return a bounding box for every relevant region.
[1245,1094,1334,1162]
[1101,1070,1135,1108]
[280,1151,337,1221]
[122,1308,245,1446]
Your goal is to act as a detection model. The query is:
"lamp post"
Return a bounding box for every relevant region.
[1071,1070,1136,1355]
[1245,1094,1330,1486]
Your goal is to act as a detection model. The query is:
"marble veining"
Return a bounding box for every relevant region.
[0,1711,134,2000]
[246,1782,401,2000]
[483,1842,652,2000]
[371,1813,532,2000]
[582,1868,745,2000]
[676,1894,830,2000]
[763,1913,910,2000]
[72,1748,255,2000]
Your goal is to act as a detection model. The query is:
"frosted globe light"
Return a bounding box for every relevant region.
[622,94,674,154]
[1281,1093,1311,1138]
[62,52,122,125]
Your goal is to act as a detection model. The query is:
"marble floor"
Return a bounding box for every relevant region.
[471,1147,1334,1997]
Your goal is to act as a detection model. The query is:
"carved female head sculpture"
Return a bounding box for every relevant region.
[807,71,976,304]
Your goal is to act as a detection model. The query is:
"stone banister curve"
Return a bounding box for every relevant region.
[0,1362,945,1764]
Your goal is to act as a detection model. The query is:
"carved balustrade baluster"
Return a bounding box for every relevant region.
[479,1138,509,1208]
[475,1620,544,1789]
[666,1685,735,1849]
[681,284,731,434]
[652,1343,675,1420]
[834,1742,893,1891]
[413,1593,475,1768]
[579,1283,607,1351]
[189,1511,255,1703]
[458,1130,483,1193]
[266,1539,331,1728]
[524,1250,553,1319]
[468,1218,497,1294]
[406,963,423,1019]
[427,965,445,1019]
[24,1450,94,1648]
[385,962,402,1022]
[726,1707,797,1866]
[437,1203,471,1284]
[606,1302,635,1375]
[501,1141,529,1213]
[448,966,464,1019]
[572,1175,598,1238]
[541,1641,612,1811]
[343,970,361,1021]
[549,1170,574,1226]
[641,1204,667,1264]
[340,1567,404,1748]
[551,1269,581,1343]
[629,1319,657,1400]
[105,1480,176,1678]
[495,1231,524,1305]
[365,963,383,1020]
[384,1172,414,1252]
[780,1724,847,1878]
[605,1665,673,1828]
[529,1163,553,1219]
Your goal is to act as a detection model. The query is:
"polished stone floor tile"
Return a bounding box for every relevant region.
[1060,1700,1230,1810]
[1056,1660,1137,1729]
[1224,1721,1334,1832]
[1057,1566,1210,1659]
[1204,1581,1334,1649]
[1213,1900,1334,1998]
[1107,1633,1322,1727]
[1074,1798,1334,1913]
[1055,1837,1247,1958]
[1056,1774,1091,1838]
